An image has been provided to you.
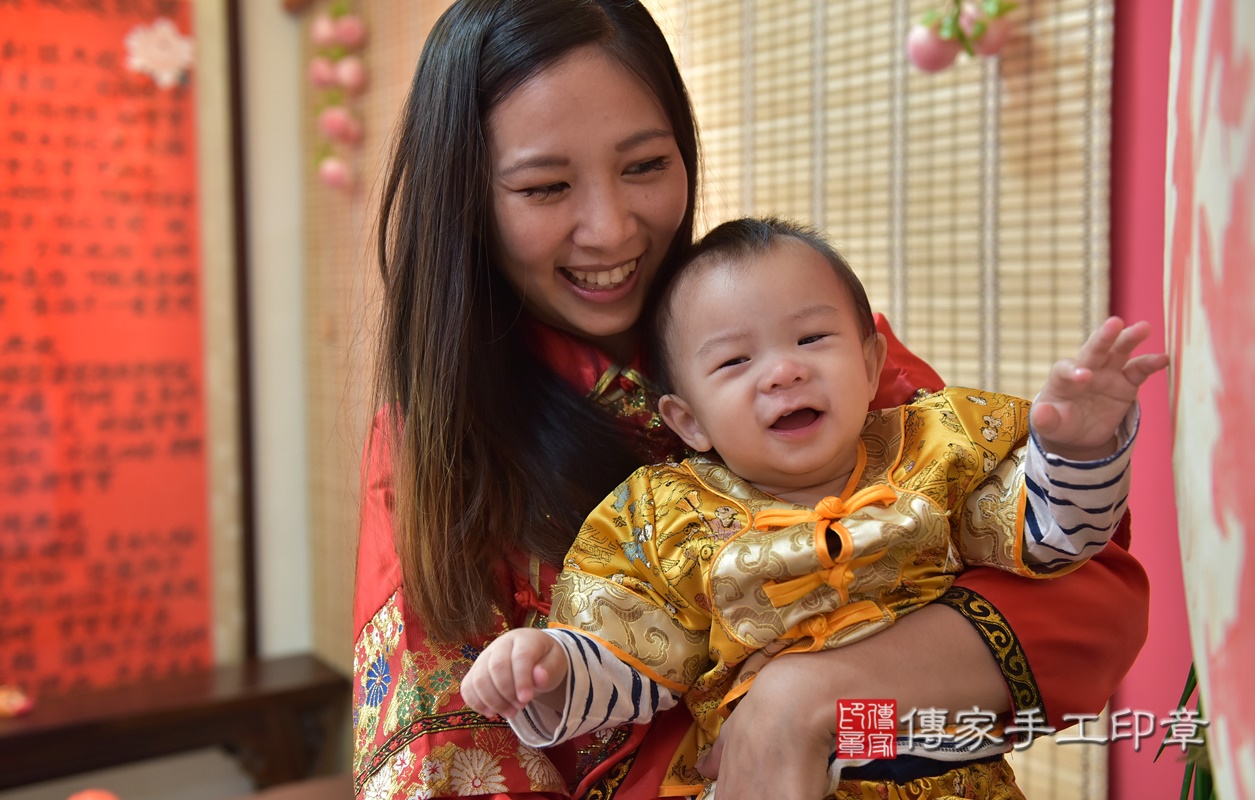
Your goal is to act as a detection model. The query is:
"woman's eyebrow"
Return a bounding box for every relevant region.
[616,128,673,152]
[498,154,569,180]
[498,129,674,178]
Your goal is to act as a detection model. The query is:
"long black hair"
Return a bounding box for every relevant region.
[373,0,699,639]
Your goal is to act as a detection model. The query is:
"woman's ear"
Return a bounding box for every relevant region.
[864,331,889,393]
[658,393,713,452]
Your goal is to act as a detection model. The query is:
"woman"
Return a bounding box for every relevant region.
[353,1,1149,798]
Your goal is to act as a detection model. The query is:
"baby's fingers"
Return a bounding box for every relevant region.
[533,640,570,694]
[1105,320,1155,365]
[1075,317,1156,372]
[1123,352,1169,386]
[1040,357,1092,401]
[463,658,516,719]
[510,634,555,707]
[1029,400,1064,439]
[1073,316,1124,369]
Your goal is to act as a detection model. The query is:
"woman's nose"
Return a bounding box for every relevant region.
[572,182,638,252]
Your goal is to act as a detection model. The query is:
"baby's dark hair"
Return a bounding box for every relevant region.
[648,216,877,394]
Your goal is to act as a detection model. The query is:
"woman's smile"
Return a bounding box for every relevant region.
[559,258,641,301]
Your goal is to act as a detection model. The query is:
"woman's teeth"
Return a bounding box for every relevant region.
[565,260,637,290]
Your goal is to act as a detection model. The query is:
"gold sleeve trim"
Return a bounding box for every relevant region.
[933,585,1044,717]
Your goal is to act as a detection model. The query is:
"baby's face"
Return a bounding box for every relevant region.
[658,239,884,497]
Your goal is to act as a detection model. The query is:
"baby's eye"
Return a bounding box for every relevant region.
[717,356,748,370]
[799,334,829,345]
[625,157,671,176]
[521,182,568,199]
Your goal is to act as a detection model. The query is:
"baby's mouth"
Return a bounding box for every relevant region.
[561,260,638,290]
[770,408,821,430]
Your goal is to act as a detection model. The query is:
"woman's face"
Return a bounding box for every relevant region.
[485,45,689,358]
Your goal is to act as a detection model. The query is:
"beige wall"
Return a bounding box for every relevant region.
[240,0,315,661]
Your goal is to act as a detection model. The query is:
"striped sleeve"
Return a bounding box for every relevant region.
[1021,403,1140,571]
[507,628,680,749]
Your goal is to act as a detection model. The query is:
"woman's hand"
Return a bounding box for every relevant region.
[698,603,1010,800]
[698,655,835,800]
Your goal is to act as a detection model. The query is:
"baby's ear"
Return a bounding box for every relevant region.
[864,331,888,393]
[658,394,713,452]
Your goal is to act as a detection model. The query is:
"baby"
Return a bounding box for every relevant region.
[463,217,1166,797]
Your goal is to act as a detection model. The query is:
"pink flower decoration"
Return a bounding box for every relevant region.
[318,156,352,190]
[124,17,194,89]
[308,56,336,89]
[336,56,368,94]
[907,23,961,73]
[334,14,368,49]
[310,13,337,48]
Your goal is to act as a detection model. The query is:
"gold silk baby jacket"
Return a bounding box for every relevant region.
[548,387,1077,794]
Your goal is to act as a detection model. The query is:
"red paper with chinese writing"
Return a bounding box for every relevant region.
[0,0,213,695]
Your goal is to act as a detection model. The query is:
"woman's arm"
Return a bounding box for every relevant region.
[702,505,1148,800]
[941,517,1149,727]
[699,601,1011,800]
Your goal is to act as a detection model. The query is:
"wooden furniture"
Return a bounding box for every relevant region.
[0,654,350,790]
[237,773,352,799]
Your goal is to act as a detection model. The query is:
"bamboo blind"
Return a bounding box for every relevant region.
[646,0,1112,401]
[304,1,1113,793]
[644,1,1114,795]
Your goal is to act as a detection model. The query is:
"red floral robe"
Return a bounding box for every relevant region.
[351,315,1149,800]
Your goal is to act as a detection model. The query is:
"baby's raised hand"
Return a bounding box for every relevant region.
[461,628,569,719]
[1030,317,1169,461]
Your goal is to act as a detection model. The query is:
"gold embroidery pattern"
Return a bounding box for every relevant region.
[353,596,407,779]
[833,756,1026,799]
[590,364,679,462]
[958,449,1027,571]
[591,365,658,420]
[577,728,637,798]
[552,570,708,687]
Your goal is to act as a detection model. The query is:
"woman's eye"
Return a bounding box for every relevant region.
[625,157,671,176]
[520,182,568,199]
[799,334,828,345]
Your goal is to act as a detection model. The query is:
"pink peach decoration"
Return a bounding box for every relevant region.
[907,23,962,73]
[317,156,352,191]
[310,2,368,192]
[907,0,1017,74]
[336,55,368,94]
